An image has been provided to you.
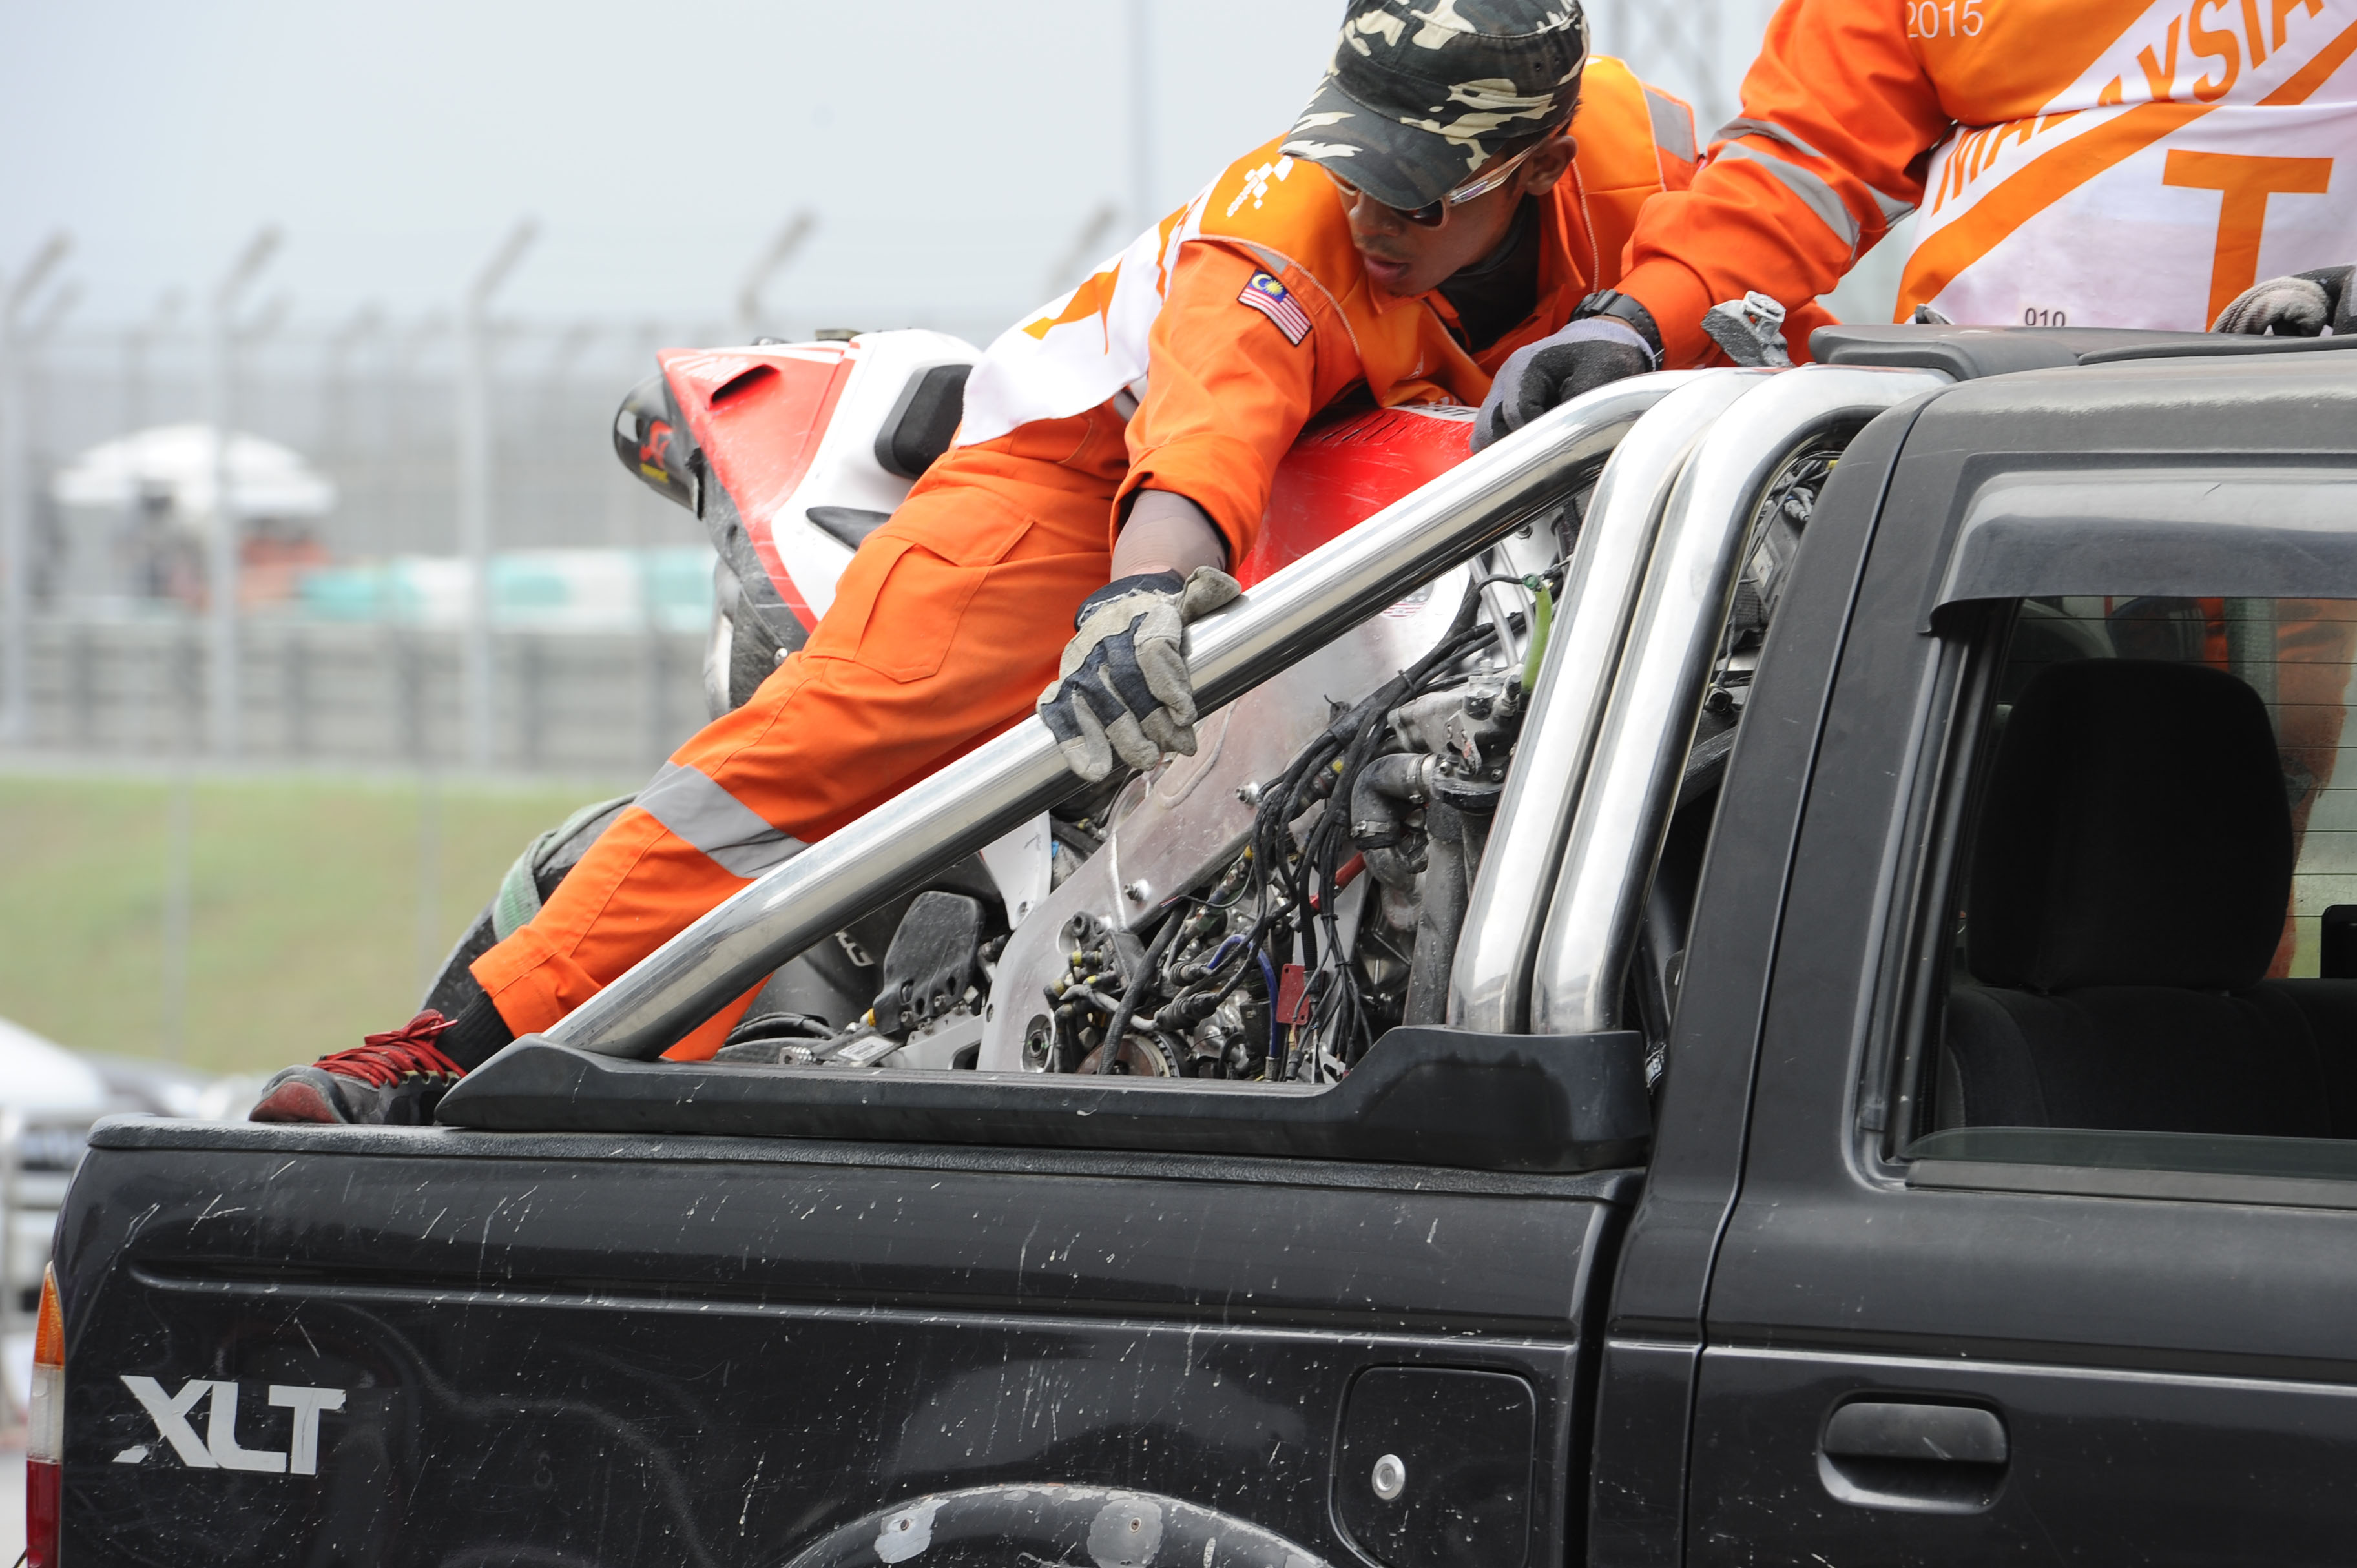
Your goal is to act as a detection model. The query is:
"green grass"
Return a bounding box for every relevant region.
[0,769,628,1076]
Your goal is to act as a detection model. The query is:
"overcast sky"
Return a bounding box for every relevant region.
[2,1,1349,338]
[3,1,1780,344]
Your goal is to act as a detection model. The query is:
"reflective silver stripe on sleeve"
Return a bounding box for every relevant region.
[636,761,807,880]
[1713,141,1862,252]
[1716,119,1916,230]
[1716,115,1825,161]
[1645,88,1698,163]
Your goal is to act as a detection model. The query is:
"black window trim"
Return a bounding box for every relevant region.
[1926,459,2357,628]
[1859,601,2012,1177]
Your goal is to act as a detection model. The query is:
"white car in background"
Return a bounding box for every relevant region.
[0,1020,256,1425]
[1,1018,106,1423]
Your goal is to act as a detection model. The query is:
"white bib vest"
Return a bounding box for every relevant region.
[1900,0,2357,328]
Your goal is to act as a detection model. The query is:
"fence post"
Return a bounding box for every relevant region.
[127,619,155,756]
[68,619,94,750]
[457,222,536,771]
[284,624,311,758]
[393,623,424,763]
[161,763,193,1062]
[415,763,441,998]
[203,228,282,760]
[638,551,671,769]
[0,232,72,748]
[520,632,546,771]
[647,628,673,769]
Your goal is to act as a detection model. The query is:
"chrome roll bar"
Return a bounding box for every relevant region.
[1448,370,1766,1032]
[1528,366,1951,1037]
[550,375,1692,1060]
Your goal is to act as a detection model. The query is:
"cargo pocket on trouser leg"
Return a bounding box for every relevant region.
[847,540,998,684]
[811,488,1041,686]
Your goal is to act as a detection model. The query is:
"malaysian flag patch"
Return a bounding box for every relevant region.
[1238,271,1313,345]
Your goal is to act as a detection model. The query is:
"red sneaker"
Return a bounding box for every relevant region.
[249,1012,468,1126]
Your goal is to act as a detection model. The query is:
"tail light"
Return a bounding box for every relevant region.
[26,1263,62,1567]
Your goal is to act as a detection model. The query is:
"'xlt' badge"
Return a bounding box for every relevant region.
[118,1376,346,1475]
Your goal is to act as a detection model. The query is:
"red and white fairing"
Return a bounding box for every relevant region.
[661,331,978,630]
[660,329,1475,634]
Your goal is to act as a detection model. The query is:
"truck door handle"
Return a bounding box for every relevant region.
[1818,1401,2008,1514]
[1823,1401,2007,1464]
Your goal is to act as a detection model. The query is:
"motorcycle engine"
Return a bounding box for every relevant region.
[1022,572,1535,1082]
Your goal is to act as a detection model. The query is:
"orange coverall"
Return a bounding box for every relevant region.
[472,90,1696,1057]
[1612,0,2357,362]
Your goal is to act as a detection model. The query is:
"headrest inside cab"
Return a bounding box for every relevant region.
[1968,657,2292,993]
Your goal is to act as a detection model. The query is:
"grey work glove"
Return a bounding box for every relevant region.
[2213,266,2356,335]
[1038,566,1243,783]
[1473,317,1656,451]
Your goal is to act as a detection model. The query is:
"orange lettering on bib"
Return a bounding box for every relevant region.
[2190,0,2246,98]
[2162,149,2334,322]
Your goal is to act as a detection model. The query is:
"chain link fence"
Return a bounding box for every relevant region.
[4,318,814,773]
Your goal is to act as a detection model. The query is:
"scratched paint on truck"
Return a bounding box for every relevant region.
[59,1128,1630,1565]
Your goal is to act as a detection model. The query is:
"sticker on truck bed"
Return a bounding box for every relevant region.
[117,1376,346,1475]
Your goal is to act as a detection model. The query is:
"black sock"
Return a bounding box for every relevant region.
[438,989,515,1071]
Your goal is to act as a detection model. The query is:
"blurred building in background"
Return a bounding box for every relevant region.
[52,423,336,605]
[7,318,726,774]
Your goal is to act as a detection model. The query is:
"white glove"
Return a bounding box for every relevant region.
[1038,566,1243,783]
[1473,317,1656,451]
[2213,266,2353,335]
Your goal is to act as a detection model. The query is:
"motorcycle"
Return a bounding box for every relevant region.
[432,324,1803,1083]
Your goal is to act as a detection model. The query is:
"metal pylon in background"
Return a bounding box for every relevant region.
[0,231,73,747]
[203,226,284,759]
[318,304,384,476]
[121,289,187,438]
[736,212,818,344]
[456,218,537,772]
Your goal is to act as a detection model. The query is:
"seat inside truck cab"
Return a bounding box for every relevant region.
[1938,643,2357,1138]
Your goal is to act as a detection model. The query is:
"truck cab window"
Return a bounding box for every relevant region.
[1906,595,2357,1185]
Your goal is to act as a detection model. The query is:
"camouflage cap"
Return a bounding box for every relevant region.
[1281,0,1589,212]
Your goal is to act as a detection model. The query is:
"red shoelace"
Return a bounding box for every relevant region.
[317,1011,466,1087]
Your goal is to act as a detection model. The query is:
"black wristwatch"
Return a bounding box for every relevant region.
[1573,290,1666,367]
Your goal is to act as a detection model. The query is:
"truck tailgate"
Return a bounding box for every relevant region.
[57,1118,1632,1565]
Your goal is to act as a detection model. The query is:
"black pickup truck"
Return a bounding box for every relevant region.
[41,327,2357,1568]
